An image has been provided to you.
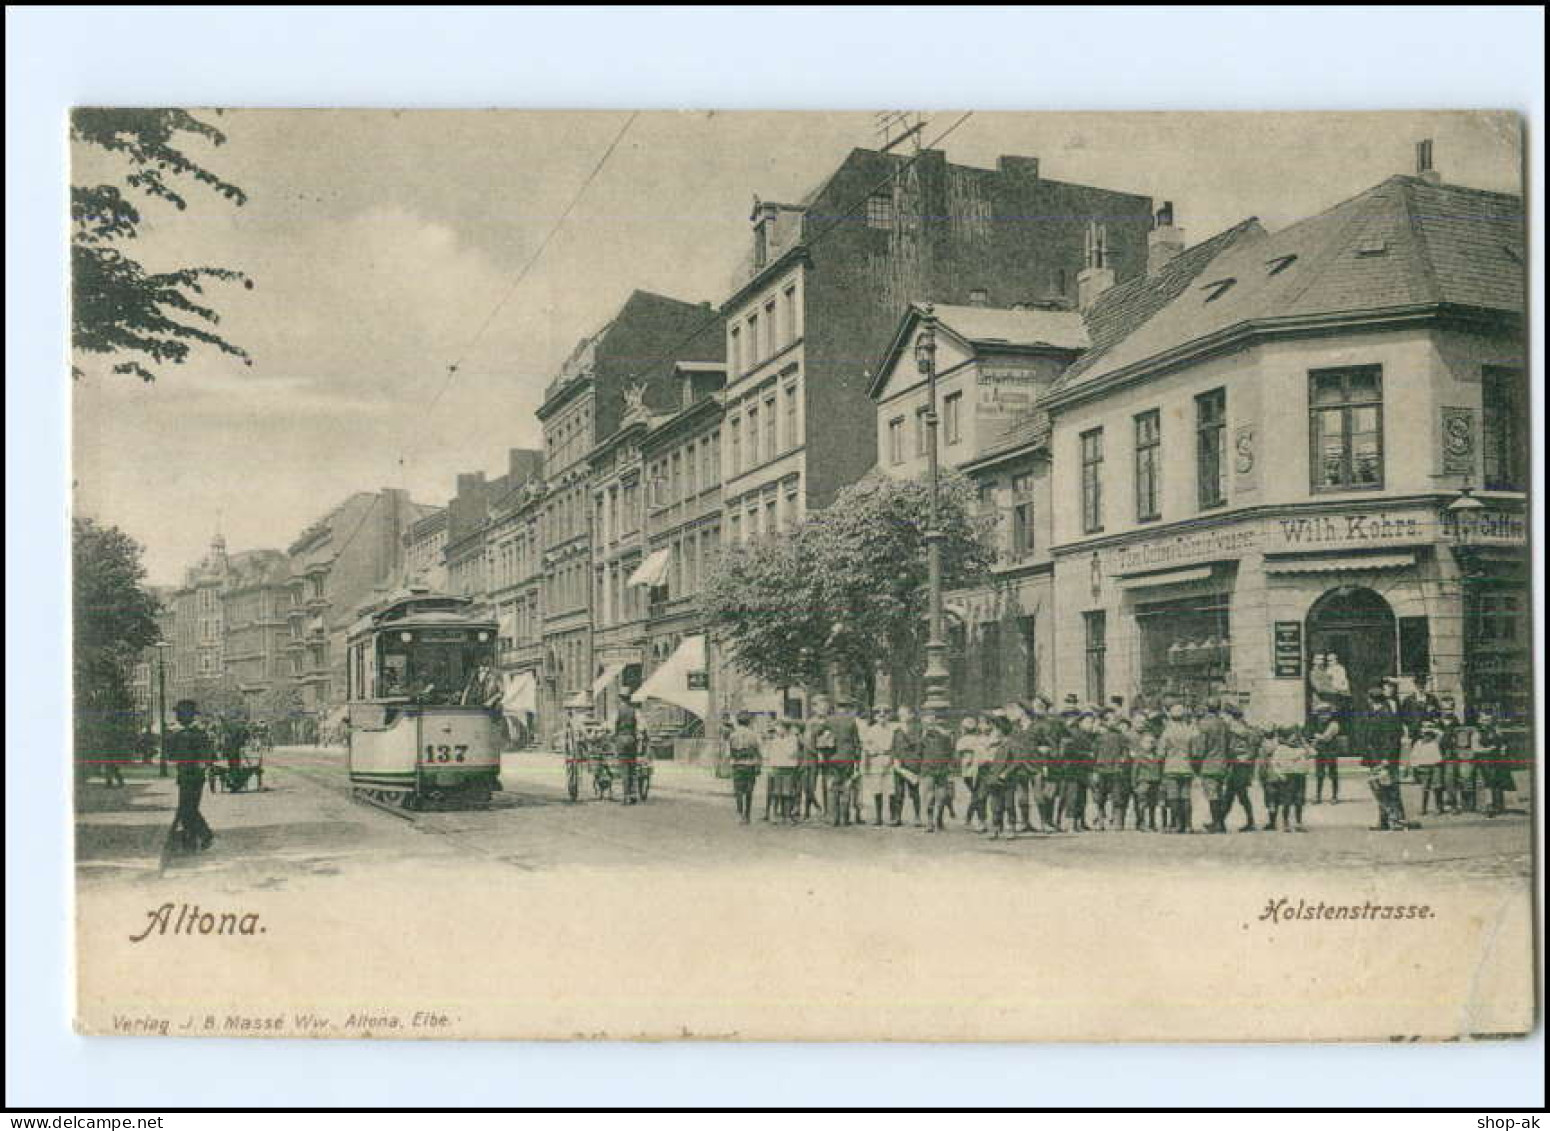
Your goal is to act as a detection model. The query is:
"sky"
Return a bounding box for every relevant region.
[70,109,1524,586]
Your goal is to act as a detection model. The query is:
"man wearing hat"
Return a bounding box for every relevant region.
[164,698,215,852]
[1221,699,1260,832]
[1159,702,1199,833]
[1353,686,1409,831]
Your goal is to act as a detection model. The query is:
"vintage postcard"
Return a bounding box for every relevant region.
[71,109,1534,1041]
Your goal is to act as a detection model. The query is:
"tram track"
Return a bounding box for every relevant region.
[278,753,708,869]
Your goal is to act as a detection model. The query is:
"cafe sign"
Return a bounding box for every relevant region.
[1441,508,1527,547]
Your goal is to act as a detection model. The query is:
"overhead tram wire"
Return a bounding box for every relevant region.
[394,109,973,508]
[398,110,641,477]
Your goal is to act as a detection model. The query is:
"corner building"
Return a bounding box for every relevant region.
[1041,164,1527,727]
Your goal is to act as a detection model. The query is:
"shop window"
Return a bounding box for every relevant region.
[1309,366,1383,491]
[1398,616,1430,678]
[1136,594,1232,705]
[1482,366,1526,490]
[1196,388,1226,508]
[1083,611,1107,705]
[1134,410,1162,522]
[1080,428,1105,533]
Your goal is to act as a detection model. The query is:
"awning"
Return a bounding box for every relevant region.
[1264,553,1414,575]
[633,634,709,719]
[591,662,627,697]
[1115,566,1214,590]
[502,670,537,715]
[627,549,670,588]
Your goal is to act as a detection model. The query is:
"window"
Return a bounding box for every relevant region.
[747,314,759,365]
[1196,388,1226,508]
[1080,428,1105,533]
[1134,410,1161,521]
[747,406,760,466]
[670,452,682,504]
[865,193,894,229]
[1309,366,1383,490]
[765,494,777,534]
[944,392,962,446]
[784,384,798,450]
[730,512,742,544]
[1482,365,1526,490]
[783,285,798,345]
[889,418,905,465]
[1018,614,1039,700]
[764,395,777,456]
[1011,473,1035,556]
[765,299,777,356]
[1084,611,1107,705]
[684,444,697,499]
[730,417,742,476]
[710,432,721,484]
[729,327,741,376]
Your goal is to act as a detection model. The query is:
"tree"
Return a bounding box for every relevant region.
[702,469,994,703]
[73,518,162,784]
[71,108,253,382]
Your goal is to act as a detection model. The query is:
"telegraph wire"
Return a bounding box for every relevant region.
[401,110,641,472]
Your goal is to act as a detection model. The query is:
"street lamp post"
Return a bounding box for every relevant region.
[155,640,171,777]
[915,304,951,713]
[1445,484,1488,716]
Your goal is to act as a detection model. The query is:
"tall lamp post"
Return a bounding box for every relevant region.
[155,640,172,777]
[1445,484,1488,715]
[915,304,951,713]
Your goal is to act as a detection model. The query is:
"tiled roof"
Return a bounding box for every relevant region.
[1055,176,1524,394]
[1057,218,1264,387]
[932,303,1089,351]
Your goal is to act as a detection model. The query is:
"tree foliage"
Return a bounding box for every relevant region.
[702,469,994,699]
[71,108,253,382]
[73,518,162,773]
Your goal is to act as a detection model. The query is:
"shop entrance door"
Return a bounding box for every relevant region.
[1305,586,1396,715]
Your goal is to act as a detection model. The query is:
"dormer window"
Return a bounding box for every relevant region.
[1354,237,1389,258]
[1503,244,1523,265]
[1201,277,1237,302]
[1266,254,1298,276]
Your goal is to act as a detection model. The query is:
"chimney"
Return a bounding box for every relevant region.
[1148,201,1185,274]
[1415,139,1441,185]
[968,287,989,307]
[1077,221,1116,311]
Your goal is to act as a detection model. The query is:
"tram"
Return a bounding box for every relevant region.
[344,587,503,809]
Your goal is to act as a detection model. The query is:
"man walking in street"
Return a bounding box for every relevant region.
[165,698,215,852]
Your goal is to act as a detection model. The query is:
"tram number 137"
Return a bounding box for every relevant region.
[424,744,469,763]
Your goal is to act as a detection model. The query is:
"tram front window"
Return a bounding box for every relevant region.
[379,638,494,706]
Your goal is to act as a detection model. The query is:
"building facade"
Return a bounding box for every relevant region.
[869,304,1080,711]
[635,362,727,733]
[401,507,448,591]
[284,488,438,721]
[535,290,725,740]
[1040,165,1527,726]
[719,146,1153,550]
